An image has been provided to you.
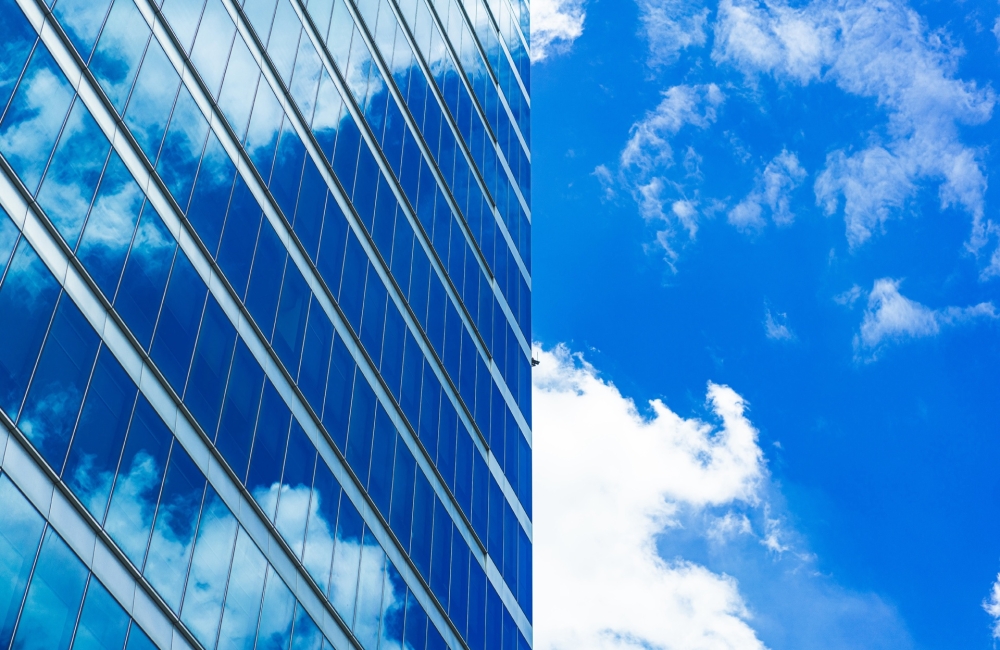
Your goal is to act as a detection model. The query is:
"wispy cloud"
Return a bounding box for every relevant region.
[764,306,795,341]
[983,575,1000,639]
[713,0,996,263]
[639,0,710,67]
[852,278,997,360]
[730,150,808,232]
[617,84,725,268]
[531,0,586,62]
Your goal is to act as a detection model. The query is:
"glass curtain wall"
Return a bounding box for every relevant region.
[0,0,530,648]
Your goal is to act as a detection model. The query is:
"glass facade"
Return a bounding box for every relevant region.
[0,0,530,648]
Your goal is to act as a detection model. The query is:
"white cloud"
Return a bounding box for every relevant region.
[639,0,710,67]
[533,344,917,649]
[618,84,725,267]
[730,150,807,232]
[533,344,767,650]
[531,0,586,62]
[764,307,795,341]
[713,0,996,260]
[853,278,997,359]
[983,574,1000,639]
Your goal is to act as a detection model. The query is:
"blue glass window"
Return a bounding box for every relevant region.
[19,296,101,470]
[217,528,267,650]
[272,264,310,372]
[0,475,45,649]
[0,0,38,113]
[115,204,176,349]
[181,487,238,648]
[123,40,178,161]
[246,381,291,520]
[72,578,130,650]
[216,340,265,481]
[150,252,207,393]
[185,296,238,433]
[89,0,149,112]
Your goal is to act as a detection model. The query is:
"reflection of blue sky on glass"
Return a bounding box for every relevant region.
[531,0,1000,648]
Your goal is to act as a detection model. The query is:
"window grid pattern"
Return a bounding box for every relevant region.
[0,0,532,647]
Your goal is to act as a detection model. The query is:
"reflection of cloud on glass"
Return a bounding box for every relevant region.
[36,98,110,247]
[104,451,161,562]
[181,489,238,648]
[0,50,75,193]
[79,170,143,252]
[20,386,82,452]
[53,0,114,59]
[69,452,116,520]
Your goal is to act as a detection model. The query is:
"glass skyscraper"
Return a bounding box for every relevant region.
[0,0,531,647]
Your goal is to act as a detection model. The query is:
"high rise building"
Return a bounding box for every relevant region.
[0,0,531,647]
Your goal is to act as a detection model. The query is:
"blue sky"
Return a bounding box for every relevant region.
[527,0,1000,647]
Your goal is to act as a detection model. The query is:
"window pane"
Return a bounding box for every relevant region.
[53,0,113,60]
[289,604,322,650]
[77,152,143,298]
[156,88,209,210]
[274,424,316,558]
[217,528,267,650]
[71,578,130,650]
[180,488,238,649]
[0,475,45,649]
[36,98,110,248]
[123,40,178,161]
[185,296,237,433]
[215,340,264,481]
[19,295,101,471]
[246,381,291,521]
[64,348,138,521]
[189,0,236,97]
[89,0,149,112]
[12,528,89,650]
[105,396,172,566]
[0,239,60,417]
[301,460,339,595]
[329,492,362,619]
[254,570,294,650]
[353,529,385,650]
[0,46,75,193]
[114,203,176,349]
[186,134,235,257]
[150,252,207,393]
[160,0,207,53]
[0,0,38,112]
[271,264,309,372]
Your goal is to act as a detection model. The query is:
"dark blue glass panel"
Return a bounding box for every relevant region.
[245,220,286,339]
[401,590,426,650]
[157,88,209,211]
[0,214,16,275]
[454,424,473,516]
[64,348,137,521]
[89,0,148,111]
[467,561,486,650]
[124,40,178,161]
[292,161,326,261]
[352,150,378,229]
[388,217,413,299]
[105,395,172,565]
[145,443,205,611]
[72,577,130,650]
[345,378,376,486]
[448,527,469,637]
[272,264,309,372]
[436,402,457,491]
[0,46,75,194]
[339,237,367,332]
[359,275,387,364]
[378,563,406,650]
[247,381,291,521]
[0,476,45,649]
[77,152,143,298]
[470,452,488,544]
[0,240,60,416]
[216,340,265,481]
[298,299,333,413]
[217,178,263,299]
[518,433,531,517]
[12,529,88,650]
[269,122,306,220]
[36,99,109,248]
[379,304,404,401]
[409,470,432,581]
[517,527,532,620]
[417,371,439,461]
[187,134,236,256]
[406,246,429,328]
[186,296,237,433]
[487,479,502,558]
[125,624,156,650]
[20,296,100,471]
[425,276,445,354]
[502,503,516,588]
[426,622,446,650]
[367,407,395,515]
[442,306,461,382]
[398,335,422,423]
[316,196,347,290]
[429,501,451,609]
[388,440,415,545]
[484,585,501,650]
[370,186,395,261]
[323,336,354,450]
[150,252,207,394]
[115,204,175,349]
[501,606,516,650]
